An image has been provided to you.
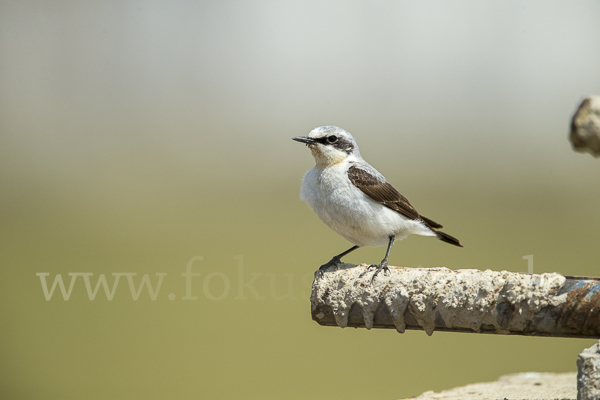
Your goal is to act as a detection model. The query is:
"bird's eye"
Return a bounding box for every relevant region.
[327,135,338,143]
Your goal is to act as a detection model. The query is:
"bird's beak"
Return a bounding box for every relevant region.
[292,136,315,145]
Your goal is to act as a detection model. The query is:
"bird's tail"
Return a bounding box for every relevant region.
[420,215,443,229]
[420,215,463,247]
[434,230,463,247]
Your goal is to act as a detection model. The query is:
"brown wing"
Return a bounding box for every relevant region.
[347,165,462,247]
[347,165,420,221]
[420,215,443,229]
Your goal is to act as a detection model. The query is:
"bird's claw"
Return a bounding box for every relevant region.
[368,262,390,283]
[319,256,341,271]
[357,261,390,281]
[315,256,341,278]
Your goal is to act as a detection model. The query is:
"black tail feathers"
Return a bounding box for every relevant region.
[420,214,462,247]
[420,215,443,229]
[435,230,463,247]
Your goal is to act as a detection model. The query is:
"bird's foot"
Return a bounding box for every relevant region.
[368,260,390,283]
[319,256,341,271]
[315,256,341,278]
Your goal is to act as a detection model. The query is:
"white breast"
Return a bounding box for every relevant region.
[300,162,434,247]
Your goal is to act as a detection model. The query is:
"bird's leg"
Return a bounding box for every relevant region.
[368,235,395,281]
[318,245,360,272]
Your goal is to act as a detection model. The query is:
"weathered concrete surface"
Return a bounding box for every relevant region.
[570,96,600,157]
[402,372,576,400]
[577,340,600,400]
[311,264,600,338]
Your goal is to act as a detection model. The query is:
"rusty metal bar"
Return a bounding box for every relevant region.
[311,264,600,338]
[570,95,600,157]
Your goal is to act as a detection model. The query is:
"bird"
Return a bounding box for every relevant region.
[293,126,462,279]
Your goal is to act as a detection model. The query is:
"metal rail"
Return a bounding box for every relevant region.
[311,265,600,338]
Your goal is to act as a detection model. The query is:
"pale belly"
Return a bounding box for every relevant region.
[300,165,434,247]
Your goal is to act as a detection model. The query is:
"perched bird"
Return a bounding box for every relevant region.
[293,126,462,279]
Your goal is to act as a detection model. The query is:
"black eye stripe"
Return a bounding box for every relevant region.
[314,136,340,144]
[313,135,355,154]
[313,136,330,145]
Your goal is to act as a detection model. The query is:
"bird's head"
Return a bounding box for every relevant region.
[293,126,361,167]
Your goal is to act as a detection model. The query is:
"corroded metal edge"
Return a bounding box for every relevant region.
[311,266,600,338]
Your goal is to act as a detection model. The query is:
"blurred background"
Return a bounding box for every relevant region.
[1,1,600,399]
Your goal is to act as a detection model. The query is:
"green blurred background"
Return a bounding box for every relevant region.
[2,1,600,399]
